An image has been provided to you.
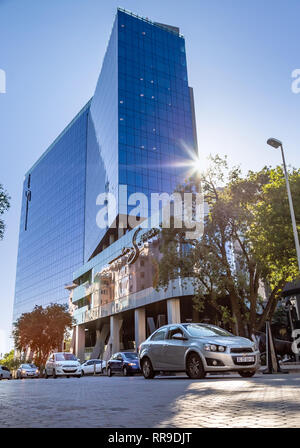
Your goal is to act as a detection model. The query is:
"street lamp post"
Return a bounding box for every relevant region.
[267,138,300,273]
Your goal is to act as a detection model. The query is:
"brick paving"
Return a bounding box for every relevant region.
[0,373,299,428]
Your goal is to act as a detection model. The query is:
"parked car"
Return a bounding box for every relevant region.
[44,352,81,378]
[107,352,140,377]
[16,363,39,379]
[139,323,260,379]
[0,365,12,380]
[81,359,106,376]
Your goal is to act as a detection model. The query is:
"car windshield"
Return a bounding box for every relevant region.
[183,324,233,338]
[22,364,36,369]
[123,353,138,360]
[55,353,77,361]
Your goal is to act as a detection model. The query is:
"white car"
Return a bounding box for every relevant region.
[44,352,81,378]
[0,365,12,380]
[81,359,106,376]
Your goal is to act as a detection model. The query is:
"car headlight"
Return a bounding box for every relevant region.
[35,369,39,374]
[204,344,217,351]
[21,370,26,374]
[204,344,226,352]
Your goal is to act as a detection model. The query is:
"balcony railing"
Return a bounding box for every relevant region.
[75,278,194,325]
[72,281,94,303]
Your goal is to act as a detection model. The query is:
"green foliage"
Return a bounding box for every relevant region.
[156,156,300,336]
[13,303,75,369]
[0,183,10,240]
[0,350,19,370]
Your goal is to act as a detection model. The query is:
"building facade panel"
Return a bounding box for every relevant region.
[84,16,119,262]
[13,104,89,320]
[118,9,197,219]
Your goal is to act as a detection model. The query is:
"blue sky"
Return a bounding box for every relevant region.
[1,0,300,354]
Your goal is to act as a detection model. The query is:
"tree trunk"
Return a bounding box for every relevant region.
[256,280,285,331]
[229,293,245,336]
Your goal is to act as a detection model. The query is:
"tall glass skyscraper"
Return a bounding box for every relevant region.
[13,9,198,321]
[13,103,90,320]
[85,9,197,261]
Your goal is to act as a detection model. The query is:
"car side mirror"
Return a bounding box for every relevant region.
[172,333,187,341]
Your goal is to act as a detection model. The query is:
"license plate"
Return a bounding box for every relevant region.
[237,356,255,363]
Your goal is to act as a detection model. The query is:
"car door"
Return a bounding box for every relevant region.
[88,360,100,374]
[94,360,102,373]
[115,354,123,372]
[109,354,118,372]
[148,327,168,370]
[85,360,94,374]
[46,355,54,374]
[164,326,189,370]
[1,367,9,379]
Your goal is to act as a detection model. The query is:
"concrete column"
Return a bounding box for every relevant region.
[167,298,181,324]
[75,325,85,362]
[135,307,146,349]
[110,315,123,354]
[90,324,110,359]
[118,228,125,239]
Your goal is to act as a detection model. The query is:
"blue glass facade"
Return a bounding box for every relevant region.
[118,11,196,202]
[84,9,197,261]
[13,9,197,321]
[84,16,119,262]
[13,103,90,320]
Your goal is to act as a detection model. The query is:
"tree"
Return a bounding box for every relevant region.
[0,183,10,240]
[155,156,300,336]
[13,304,75,369]
[0,350,20,371]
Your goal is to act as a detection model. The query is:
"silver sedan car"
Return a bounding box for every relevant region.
[139,323,260,379]
[16,363,40,379]
[0,365,12,380]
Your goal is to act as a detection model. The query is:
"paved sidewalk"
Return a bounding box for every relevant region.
[0,373,299,428]
[158,373,300,427]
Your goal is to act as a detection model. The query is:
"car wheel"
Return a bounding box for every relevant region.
[141,358,155,379]
[101,368,106,375]
[238,370,256,378]
[186,353,206,379]
[44,369,49,379]
[76,375,81,378]
[53,369,57,379]
[123,366,128,376]
[107,367,112,377]
[81,370,84,377]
